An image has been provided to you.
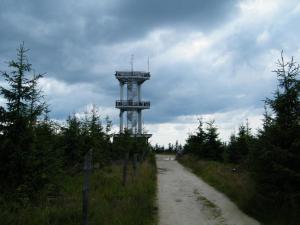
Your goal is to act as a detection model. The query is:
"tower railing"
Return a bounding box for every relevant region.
[115,71,150,78]
[116,100,150,108]
[115,72,150,83]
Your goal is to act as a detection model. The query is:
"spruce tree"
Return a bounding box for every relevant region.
[184,118,206,155]
[227,122,254,164]
[28,73,46,126]
[253,51,300,221]
[204,120,224,161]
[227,133,239,163]
[62,115,83,168]
[0,43,46,197]
[85,105,109,166]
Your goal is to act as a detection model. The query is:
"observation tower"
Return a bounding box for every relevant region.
[115,71,152,139]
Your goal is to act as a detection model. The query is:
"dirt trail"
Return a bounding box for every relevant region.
[156,155,260,225]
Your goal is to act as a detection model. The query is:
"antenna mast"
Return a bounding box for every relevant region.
[130,54,134,72]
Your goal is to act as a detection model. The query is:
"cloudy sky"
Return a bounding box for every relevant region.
[1,0,300,146]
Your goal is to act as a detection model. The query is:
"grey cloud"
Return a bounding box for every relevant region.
[116,0,238,31]
[1,0,300,126]
[0,0,238,85]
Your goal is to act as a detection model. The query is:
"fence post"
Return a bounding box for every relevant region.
[83,149,93,225]
[122,152,129,186]
[132,153,137,177]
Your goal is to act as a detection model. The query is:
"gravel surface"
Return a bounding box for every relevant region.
[156,155,260,225]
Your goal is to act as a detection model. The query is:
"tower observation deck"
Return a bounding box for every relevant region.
[115,71,152,138]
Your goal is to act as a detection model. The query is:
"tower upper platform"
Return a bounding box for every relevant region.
[115,71,150,83]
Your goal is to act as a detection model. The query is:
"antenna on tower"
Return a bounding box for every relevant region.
[147,56,150,72]
[130,54,134,72]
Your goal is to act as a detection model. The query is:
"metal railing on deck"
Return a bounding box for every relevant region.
[116,100,150,108]
[115,71,150,78]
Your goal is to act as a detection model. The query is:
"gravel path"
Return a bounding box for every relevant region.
[156,155,260,225]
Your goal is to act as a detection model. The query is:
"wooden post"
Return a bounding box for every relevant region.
[122,152,129,186]
[83,149,92,225]
[141,150,146,161]
[132,153,137,177]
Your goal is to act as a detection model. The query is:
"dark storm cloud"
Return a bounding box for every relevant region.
[141,0,300,123]
[1,0,300,127]
[115,0,238,36]
[0,0,239,120]
[0,0,239,70]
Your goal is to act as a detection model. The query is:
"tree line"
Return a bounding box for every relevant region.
[151,140,183,153]
[180,51,300,222]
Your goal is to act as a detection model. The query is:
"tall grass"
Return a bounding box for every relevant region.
[178,155,255,210]
[0,155,157,225]
[178,155,261,221]
[179,154,299,225]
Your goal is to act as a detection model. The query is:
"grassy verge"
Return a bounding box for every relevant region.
[0,155,157,225]
[178,154,300,225]
[178,155,259,220]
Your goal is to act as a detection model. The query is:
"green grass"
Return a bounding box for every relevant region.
[0,156,157,225]
[178,155,259,221]
[178,155,256,210]
[178,154,300,225]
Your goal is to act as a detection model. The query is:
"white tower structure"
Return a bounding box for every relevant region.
[115,71,152,138]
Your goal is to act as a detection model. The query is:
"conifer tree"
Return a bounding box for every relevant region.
[62,115,83,168]
[204,120,223,161]
[227,122,254,164]
[0,43,46,196]
[184,118,206,155]
[253,51,300,220]
[85,105,110,166]
[28,73,46,126]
